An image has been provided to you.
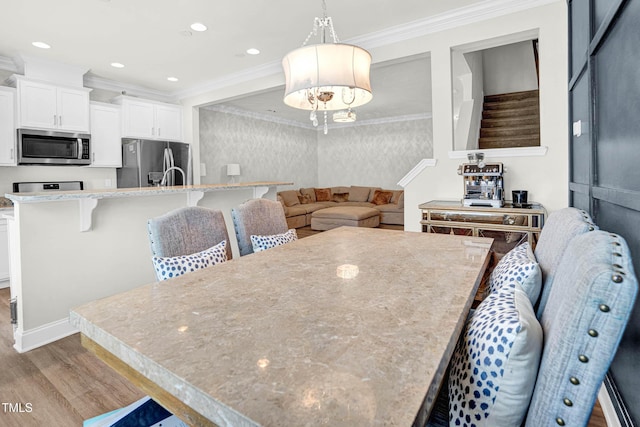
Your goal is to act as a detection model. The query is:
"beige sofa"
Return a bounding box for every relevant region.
[277,185,404,229]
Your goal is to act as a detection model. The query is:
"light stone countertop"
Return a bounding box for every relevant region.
[71,227,493,426]
[5,181,292,203]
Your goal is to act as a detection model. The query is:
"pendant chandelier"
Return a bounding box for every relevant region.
[282,0,373,134]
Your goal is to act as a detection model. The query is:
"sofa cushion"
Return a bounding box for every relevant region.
[250,229,298,253]
[298,193,312,204]
[397,192,405,209]
[390,190,404,204]
[332,192,349,202]
[151,240,227,281]
[449,282,543,427]
[349,186,372,202]
[313,187,331,202]
[371,190,393,205]
[490,242,542,305]
[279,190,301,207]
[375,203,403,213]
[300,188,316,203]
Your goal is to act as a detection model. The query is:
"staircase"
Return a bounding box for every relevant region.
[478,90,540,149]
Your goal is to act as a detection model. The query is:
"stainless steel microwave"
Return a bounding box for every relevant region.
[17,129,91,166]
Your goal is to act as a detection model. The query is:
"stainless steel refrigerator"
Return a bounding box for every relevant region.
[116,139,193,188]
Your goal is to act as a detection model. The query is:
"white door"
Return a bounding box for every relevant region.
[0,89,16,166]
[155,104,182,141]
[90,103,122,167]
[57,88,90,132]
[122,99,155,138]
[18,80,57,129]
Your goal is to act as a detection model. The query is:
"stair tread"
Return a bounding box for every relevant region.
[482,117,539,127]
[483,98,539,110]
[483,107,539,119]
[484,90,539,103]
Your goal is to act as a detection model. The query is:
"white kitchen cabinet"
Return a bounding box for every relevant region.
[0,87,16,166]
[117,96,182,141]
[16,77,90,133]
[0,218,9,287]
[89,102,122,167]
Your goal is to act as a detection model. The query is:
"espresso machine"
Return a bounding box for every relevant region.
[458,156,505,207]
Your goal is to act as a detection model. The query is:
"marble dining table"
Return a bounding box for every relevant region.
[70,227,493,426]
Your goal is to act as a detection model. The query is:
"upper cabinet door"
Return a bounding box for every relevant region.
[89,103,122,168]
[122,99,155,139]
[119,97,183,141]
[19,80,57,130]
[17,79,90,132]
[57,87,90,132]
[0,89,16,166]
[155,103,182,141]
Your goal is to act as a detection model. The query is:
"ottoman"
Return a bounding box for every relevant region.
[311,206,380,231]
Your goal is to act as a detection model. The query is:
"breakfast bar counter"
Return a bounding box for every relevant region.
[71,227,493,426]
[5,181,292,353]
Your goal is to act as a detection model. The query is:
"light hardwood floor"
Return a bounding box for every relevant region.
[0,234,608,427]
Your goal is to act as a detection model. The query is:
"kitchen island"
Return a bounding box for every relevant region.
[5,182,291,352]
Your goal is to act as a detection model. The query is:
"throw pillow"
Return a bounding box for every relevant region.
[151,240,227,281]
[489,242,542,305]
[314,188,332,202]
[300,188,316,203]
[298,194,312,204]
[250,229,298,253]
[349,186,371,202]
[371,190,393,205]
[279,190,300,207]
[332,192,349,203]
[449,283,543,427]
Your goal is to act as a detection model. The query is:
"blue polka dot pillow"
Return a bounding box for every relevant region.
[449,282,543,427]
[490,242,542,305]
[250,229,298,253]
[152,240,227,281]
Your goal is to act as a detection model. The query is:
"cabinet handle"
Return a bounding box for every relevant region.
[158,128,161,136]
[151,127,155,136]
[53,114,57,126]
[59,115,62,126]
[10,148,14,160]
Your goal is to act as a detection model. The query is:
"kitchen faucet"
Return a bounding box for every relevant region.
[160,166,186,187]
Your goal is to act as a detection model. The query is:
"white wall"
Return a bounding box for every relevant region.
[403,2,568,231]
[483,41,539,96]
[199,109,318,189]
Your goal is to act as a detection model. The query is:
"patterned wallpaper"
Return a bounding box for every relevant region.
[199,109,433,190]
[199,109,318,190]
[318,118,433,189]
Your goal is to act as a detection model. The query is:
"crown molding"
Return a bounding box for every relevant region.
[83,74,179,104]
[204,103,312,130]
[0,55,19,73]
[350,0,559,50]
[173,60,283,101]
[205,104,432,131]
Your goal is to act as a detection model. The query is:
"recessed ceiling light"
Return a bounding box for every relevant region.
[190,22,207,32]
[246,48,260,55]
[167,77,179,82]
[32,41,51,49]
[111,62,125,68]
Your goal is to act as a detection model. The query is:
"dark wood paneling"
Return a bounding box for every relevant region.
[569,0,640,424]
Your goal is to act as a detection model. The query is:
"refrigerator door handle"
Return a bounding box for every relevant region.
[167,147,176,186]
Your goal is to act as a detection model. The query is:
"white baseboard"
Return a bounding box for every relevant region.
[599,383,622,427]
[13,318,78,353]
